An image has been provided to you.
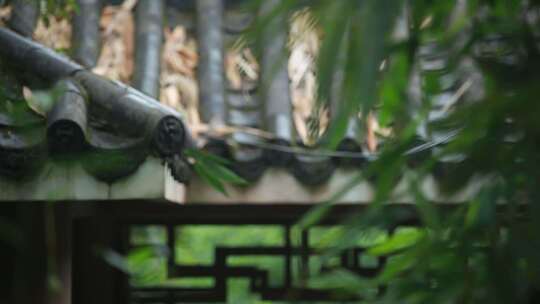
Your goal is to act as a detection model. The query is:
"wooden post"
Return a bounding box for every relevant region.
[72,204,125,304]
[49,204,73,304]
[12,204,48,304]
[0,204,18,304]
[10,203,72,304]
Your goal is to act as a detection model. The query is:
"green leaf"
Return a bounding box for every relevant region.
[379,52,410,127]
[323,0,401,149]
[185,148,231,166]
[313,0,355,107]
[368,228,424,256]
[186,148,248,195]
[308,269,378,300]
[464,186,497,230]
[376,252,417,283]
[197,159,247,185]
[214,165,248,185]
[193,162,227,196]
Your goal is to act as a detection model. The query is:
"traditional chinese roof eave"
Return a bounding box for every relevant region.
[186,168,489,204]
[0,27,193,184]
[0,0,480,204]
[0,156,186,203]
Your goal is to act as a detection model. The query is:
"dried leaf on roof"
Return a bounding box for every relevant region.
[1,2,349,149]
[160,26,200,134]
[225,38,259,90]
[93,0,136,83]
[34,16,72,51]
[0,4,72,56]
[0,5,11,26]
[288,8,327,145]
[366,112,378,153]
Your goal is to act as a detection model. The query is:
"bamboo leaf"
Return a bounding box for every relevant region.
[323,0,401,149]
[193,162,227,196]
[185,148,231,166]
[197,158,247,186]
[313,0,354,106]
[368,228,424,256]
[186,148,248,194]
[376,252,417,283]
[308,269,377,300]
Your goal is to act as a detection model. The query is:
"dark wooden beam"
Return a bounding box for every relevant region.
[72,206,125,304]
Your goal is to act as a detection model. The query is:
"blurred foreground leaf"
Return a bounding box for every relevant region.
[185,148,248,195]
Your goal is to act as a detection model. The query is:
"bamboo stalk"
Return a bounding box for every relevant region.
[71,0,102,68]
[7,0,39,37]
[133,0,164,98]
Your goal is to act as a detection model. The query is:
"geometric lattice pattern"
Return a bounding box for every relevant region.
[127,224,388,303]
